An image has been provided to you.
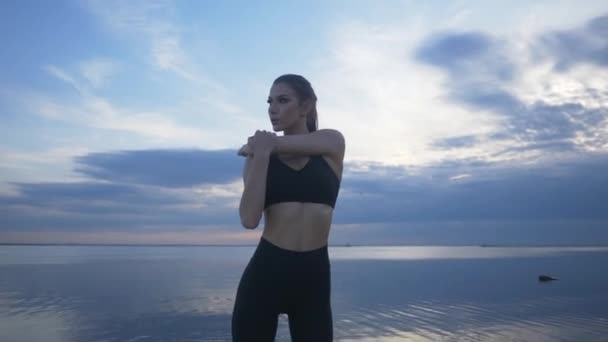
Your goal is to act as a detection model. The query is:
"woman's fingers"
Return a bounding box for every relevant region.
[237,144,251,157]
[243,130,275,155]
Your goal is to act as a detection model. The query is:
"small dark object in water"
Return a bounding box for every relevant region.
[538,275,559,282]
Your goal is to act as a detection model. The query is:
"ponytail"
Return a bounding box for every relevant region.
[306,97,318,133]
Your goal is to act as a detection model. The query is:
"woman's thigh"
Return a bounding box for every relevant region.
[231,260,282,341]
[287,258,333,341]
[288,301,333,342]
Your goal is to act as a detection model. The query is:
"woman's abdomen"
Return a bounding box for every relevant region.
[262,202,333,251]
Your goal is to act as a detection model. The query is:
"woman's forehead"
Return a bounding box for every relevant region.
[269,82,295,97]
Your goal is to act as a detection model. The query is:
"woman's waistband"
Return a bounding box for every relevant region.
[257,236,328,260]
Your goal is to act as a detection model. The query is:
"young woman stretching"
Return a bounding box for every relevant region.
[232,74,345,341]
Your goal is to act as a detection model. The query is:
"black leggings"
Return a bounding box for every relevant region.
[232,237,333,341]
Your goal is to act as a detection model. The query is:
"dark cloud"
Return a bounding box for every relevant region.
[0,149,245,232]
[0,149,246,231]
[1,150,608,244]
[0,196,237,230]
[450,91,608,148]
[536,15,608,71]
[74,149,242,188]
[494,140,577,155]
[453,88,523,114]
[416,32,491,63]
[334,154,608,224]
[415,32,515,82]
[417,14,608,153]
[12,182,154,202]
[0,180,237,230]
[432,135,479,149]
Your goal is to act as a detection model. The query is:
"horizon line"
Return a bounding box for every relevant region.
[2,243,608,248]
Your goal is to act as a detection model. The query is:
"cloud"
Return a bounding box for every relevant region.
[42,64,203,141]
[0,180,240,231]
[35,62,253,150]
[1,144,607,245]
[85,0,222,91]
[79,59,118,89]
[2,147,607,242]
[334,153,608,224]
[432,135,480,150]
[0,147,92,196]
[415,31,515,82]
[43,65,89,97]
[27,89,205,143]
[535,15,608,71]
[415,13,608,155]
[74,149,243,187]
[0,148,246,232]
[45,59,118,94]
[310,19,505,166]
[10,182,174,205]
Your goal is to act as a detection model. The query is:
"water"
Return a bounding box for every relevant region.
[1,244,608,341]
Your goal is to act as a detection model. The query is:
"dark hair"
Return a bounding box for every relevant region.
[273,74,318,132]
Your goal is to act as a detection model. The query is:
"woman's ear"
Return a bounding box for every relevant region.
[301,99,313,117]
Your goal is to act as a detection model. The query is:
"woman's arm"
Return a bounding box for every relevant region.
[238,130,276,229]
[238,151,271,229]
[273,129,345,158]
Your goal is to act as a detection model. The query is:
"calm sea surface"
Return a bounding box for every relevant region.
[1,244,608,341]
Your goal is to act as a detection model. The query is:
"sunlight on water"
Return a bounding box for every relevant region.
[330,245,608,260]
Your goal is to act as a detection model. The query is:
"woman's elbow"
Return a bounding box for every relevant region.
[240,211,262,229]
[241,218,259,229]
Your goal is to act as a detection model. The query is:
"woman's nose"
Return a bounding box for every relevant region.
[268,104,277,114]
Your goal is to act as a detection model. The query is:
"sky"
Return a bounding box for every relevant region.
[1,0,608,245]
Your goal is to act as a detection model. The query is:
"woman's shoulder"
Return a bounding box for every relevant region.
[315,128,345,160]
[317,128,345,142]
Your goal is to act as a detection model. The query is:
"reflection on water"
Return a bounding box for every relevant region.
[333,297,608,341]
[1,245,607,341]
[330,245,608,260]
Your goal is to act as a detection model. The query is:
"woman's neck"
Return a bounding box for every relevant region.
[283,123,309,136]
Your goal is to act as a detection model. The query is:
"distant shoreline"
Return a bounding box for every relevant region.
[1,243,608,248]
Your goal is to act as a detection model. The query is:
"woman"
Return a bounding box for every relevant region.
[232,74,345,341]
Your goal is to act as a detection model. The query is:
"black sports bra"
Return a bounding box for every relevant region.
[264,154,340,209]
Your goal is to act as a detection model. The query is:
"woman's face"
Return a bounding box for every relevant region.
[267,82,304,132]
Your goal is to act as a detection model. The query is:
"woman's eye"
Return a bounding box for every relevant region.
[267,98,288,104]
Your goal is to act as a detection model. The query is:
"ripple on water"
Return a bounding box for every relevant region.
[332,296,608,341]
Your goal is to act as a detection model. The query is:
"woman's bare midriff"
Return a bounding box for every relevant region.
[262,202,334,252]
